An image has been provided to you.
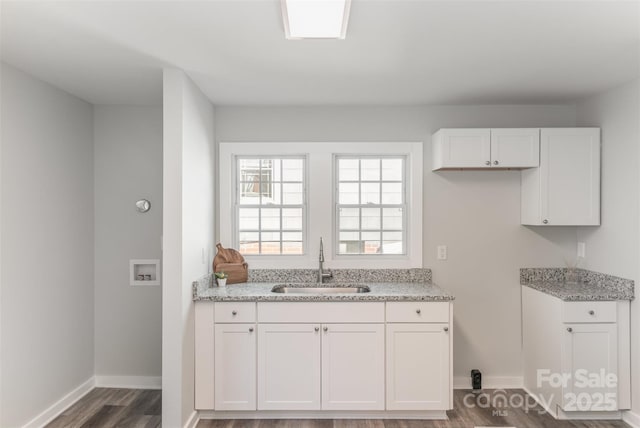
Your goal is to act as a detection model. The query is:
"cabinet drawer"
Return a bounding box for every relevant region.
[215,302,256,323]
[562,301,616,323]
[386,302,449,323]
[258,302,384,323]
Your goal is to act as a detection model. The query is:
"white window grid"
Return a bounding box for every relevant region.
[333,155,408,256]
[234,155,307,255]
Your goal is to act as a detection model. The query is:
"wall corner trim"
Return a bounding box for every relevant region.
[22,377,95,428]
[623,410,640,428]
[184,410,199,428]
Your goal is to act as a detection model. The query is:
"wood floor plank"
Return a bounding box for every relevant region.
[46,387,632,428]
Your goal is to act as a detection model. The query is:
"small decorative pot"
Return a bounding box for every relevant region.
[217,278,227,287]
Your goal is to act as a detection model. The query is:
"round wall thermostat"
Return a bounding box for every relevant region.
[136,199,151,213]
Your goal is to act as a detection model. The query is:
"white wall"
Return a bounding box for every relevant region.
[163,69,215,427]
[215,105,578,383]
[0,63,94,427]
[575,78,640,417]
[94,106,162,384]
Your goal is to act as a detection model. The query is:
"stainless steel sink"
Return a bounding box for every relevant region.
[271,284,371,294]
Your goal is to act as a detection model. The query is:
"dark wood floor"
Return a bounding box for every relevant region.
[46,388,630,428]
[46,388,161,428]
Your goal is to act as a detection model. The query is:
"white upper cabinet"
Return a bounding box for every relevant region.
[432,128,490,169]
[521,128,600,226]
[432,128,539,170]
[490,128,540,168]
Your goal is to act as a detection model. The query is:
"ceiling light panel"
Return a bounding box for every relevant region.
[282,0,351,39]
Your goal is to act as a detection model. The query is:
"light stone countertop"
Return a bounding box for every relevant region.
[520,268,634,301]
[521,281,633,301]
[193,281,454,302]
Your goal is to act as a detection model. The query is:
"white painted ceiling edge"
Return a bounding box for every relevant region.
[1,0,639,106]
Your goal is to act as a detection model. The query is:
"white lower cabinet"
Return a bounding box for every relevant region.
[214,323,257,411]
[562,323,618,410]
[321,324,385,410]
[257,324,321,410]
[522,286,630,418]
[386,323,450,410]
[197,301,453,415]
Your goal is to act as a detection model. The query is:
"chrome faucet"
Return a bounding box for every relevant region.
[318,237,333,283]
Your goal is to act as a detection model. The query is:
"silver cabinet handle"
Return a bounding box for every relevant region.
[416,309,421,314]
[567,327,573,333]
[543,219,549,224]
[494,160,499,165]
[232,310,237,316]
[589,310,595,315]
[443,327,449,332]
[323,326,328,332]
[314,327,320,332]
[485,161,491,166]
[249,327,254,332]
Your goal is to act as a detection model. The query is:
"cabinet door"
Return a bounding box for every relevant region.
[386,324,450,410]
[321,324,385,410]
[490,128,539,168]
[434,129,491,169]
[562,323,618,411]
[540,128,600,225]
[214,324,256,410]
[257,324,321,410]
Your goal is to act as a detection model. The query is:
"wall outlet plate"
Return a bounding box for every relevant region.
[437,245,447,260]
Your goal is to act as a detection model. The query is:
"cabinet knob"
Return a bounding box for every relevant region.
[494,160,499,165]
[443,327,449,332]
[249,327,254,332]
[232,310,237,316]
[416,309,421,314]
[323,326,328,332]
[543,219,549,224]
[567,327,573,333]
[589,310,595,316]
[314,327,320,332]
[485,161,491,166]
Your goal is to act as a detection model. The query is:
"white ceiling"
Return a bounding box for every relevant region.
[2,0,639,106]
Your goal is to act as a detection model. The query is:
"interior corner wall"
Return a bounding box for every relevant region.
[574,78,640,416]
[0,62,95,427]
[93,105,162,383]
[163,69,215,428]
[214,104,579,383]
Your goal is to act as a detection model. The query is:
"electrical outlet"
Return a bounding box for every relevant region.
[577,242,586,258]
[437,245,448,260]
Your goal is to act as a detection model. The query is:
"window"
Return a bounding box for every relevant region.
[336,156,406,255]
[220,142,422,268]
[236,157,305,255]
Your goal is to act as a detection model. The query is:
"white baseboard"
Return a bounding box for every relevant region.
[23,377,95,428]
[624,410,640,428]
[184,410,199,428]
[94,375,162,390]
[198,410,447,420]
[453,376,523,389]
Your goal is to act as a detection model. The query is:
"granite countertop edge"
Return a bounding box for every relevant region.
[521,281,634,302]
[193,281,455,302]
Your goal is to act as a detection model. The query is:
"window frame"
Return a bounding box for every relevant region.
[232,154,309,256]
[333,154,408,257]
[218,142,422,269]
